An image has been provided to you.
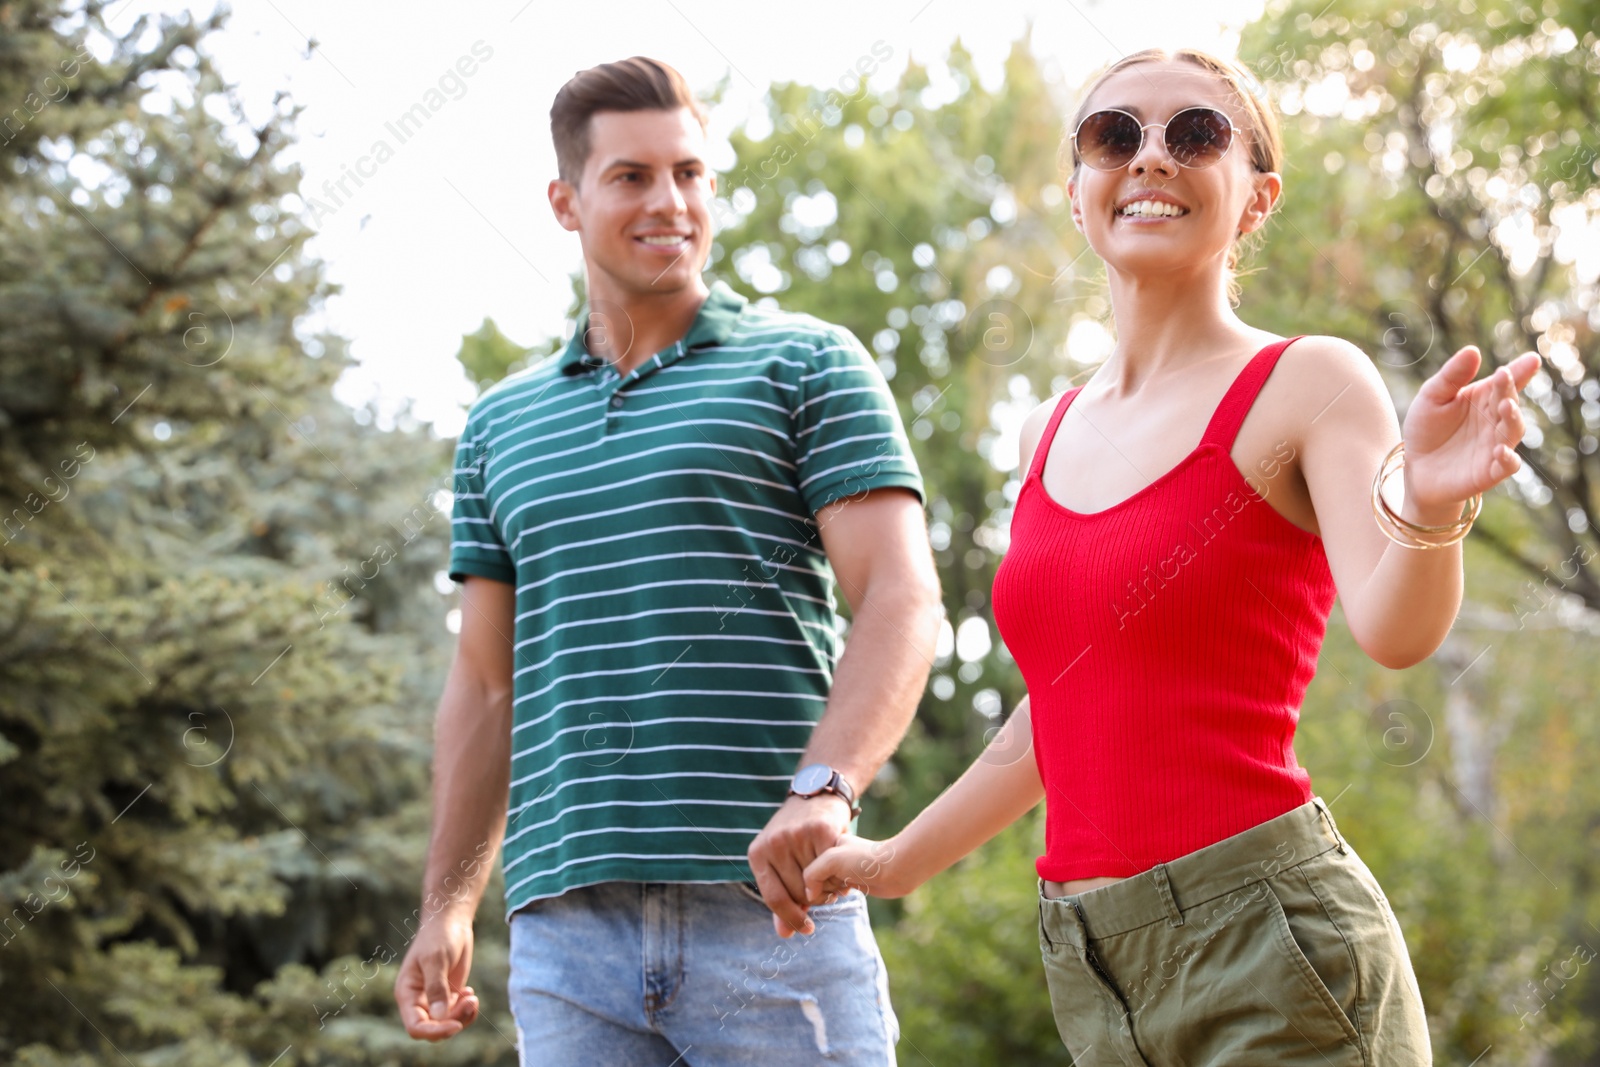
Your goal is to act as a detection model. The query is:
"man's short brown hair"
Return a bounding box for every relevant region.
[550,57,708,184]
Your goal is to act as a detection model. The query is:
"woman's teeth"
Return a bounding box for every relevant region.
[638,235,687,244]
[1117,200,1187,218]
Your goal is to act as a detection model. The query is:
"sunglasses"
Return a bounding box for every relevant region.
[1071,106,1238,172]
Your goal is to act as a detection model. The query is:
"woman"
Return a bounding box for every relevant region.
[802,48,1539,1064]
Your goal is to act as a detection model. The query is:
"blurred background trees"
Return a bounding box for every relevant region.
[3,0,1597,1062]
[0,3,512,1063]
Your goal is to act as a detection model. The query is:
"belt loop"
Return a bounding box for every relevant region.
[1150,863,1184,927]
[1037,878,1056,948]
[1314,796,1348,855]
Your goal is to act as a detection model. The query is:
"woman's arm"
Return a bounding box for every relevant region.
[802,694,1045,902]
[1293,339,1539,668]
[796,394,1063,915]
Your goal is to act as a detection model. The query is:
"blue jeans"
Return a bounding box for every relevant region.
[508,880,899,1066]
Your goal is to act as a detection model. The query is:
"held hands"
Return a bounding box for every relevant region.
[1401,347,1542,522]
[802,832,916,906]
[747,793,854,939]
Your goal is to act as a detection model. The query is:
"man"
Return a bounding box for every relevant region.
[393,56,941,1066]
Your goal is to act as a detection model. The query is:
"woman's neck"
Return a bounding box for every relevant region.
[1097,262,1257,396]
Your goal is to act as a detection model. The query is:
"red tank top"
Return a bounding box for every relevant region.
[990,337,1337,881]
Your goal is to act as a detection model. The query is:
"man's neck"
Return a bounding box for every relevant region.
[583,275,710,378]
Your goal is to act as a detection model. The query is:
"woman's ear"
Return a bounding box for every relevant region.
[1237,170,1282,236]
[1068,175,1083,233]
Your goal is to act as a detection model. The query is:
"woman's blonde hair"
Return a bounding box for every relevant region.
[1061,48,1283,304]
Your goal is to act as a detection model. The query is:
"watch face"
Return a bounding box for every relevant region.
[792,763,833,794]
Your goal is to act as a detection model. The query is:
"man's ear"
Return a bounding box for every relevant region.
[549,178,581,233]
[1238,170,1281,236]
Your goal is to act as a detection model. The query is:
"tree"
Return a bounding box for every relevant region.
[1240,3,1600,1060]
[0,4,515,1063]
[1242,0,1600,612]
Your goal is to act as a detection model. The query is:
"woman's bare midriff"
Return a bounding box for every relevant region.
[1042,876,1126,899]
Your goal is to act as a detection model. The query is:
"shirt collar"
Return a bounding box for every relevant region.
[559,280,748,375]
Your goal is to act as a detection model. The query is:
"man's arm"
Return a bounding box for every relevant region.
[395,576,515,1041]
[746,486,942,937]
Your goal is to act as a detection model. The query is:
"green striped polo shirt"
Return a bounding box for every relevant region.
[448,280,925,918]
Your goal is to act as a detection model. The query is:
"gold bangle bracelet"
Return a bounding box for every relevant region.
[1371,443,1480,549]
[1374,444,1482,533]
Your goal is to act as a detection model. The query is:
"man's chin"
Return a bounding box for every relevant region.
[620,262,708,297]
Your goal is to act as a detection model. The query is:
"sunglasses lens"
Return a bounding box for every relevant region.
[1076,111,1142,170]
[1166,108,1233,167]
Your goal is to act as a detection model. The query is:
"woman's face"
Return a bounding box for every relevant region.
[1068,61,1279,284]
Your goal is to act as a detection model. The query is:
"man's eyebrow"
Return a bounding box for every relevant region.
[600,156,706,172]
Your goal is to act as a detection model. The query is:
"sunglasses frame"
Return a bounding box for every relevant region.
[1071,106,1239,172]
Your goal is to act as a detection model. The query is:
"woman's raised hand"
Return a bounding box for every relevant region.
[1401,346,1542,516]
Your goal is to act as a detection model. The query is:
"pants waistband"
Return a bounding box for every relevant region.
[1039,797,1347,946]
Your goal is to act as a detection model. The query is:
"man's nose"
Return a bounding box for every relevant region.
[643,168,688,216]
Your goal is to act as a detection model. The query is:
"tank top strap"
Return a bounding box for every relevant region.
[1199,336,1305,450]
[1029,386,1084,480]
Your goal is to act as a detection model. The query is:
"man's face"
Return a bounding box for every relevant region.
[550,107,716,299]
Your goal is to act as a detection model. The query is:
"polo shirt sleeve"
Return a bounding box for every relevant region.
[793,326,926,516]
[448,413,516,586]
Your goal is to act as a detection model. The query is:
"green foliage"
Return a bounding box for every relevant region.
[0,3,514,1063]
[876,812,1065,1064]
[1241,0,1600,606]
[1238,2,1600,1060]
[455,318,547,395]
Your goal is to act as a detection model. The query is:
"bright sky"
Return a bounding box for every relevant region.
[119,0,1267,436]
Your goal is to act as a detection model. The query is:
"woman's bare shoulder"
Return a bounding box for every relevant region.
[1017,390,1071,476]
[1266,332,1395,437]
[1278,333,1385,382]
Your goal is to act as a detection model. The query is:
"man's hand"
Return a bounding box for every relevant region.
[395,913,480,1041]
[747,792,853,939]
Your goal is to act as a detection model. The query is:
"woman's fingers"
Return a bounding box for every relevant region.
[1417,345,1482,404]
[802,853,835,905]
[1500,394,1525,442]
[1507,350,1542,390]
[1419,348,1537,415]
[1496,444,1522,479]
[804,848,861,904]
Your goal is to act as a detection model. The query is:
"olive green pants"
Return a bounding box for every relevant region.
[1038,797,1431,1065]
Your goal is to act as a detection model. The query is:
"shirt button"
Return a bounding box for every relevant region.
[610,394,625,408]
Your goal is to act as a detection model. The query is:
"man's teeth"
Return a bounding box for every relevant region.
[638,235,687,244]
[1118,200,1187,218]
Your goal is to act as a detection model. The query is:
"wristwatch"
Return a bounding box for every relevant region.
[788,763,861,818]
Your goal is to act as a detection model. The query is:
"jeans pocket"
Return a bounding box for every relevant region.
[807,888,865,917]
[511,895,552,919]
[729,880,767,906]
